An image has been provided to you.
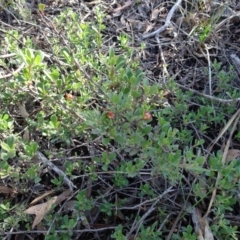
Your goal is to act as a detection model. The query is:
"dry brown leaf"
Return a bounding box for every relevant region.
[29,190,55,206]
[86,179,92,199]
[112,1,133,13]
[126,22,131,32]
[14,234,25,240]
[55,189,71,205]
[25,196,57,229]
[63,200,75,211]
[18,103,30,118]
[127,19,145,31]
[22,128,30,141]
[143,23,155,35]
[226,149,240,162]
[120,15,126,25]
[0,185,16,194]
[116,210,125,220]
[25,189,71,229]
[191,207,214,240]
[129,234,141,240]
[150,8,160,21]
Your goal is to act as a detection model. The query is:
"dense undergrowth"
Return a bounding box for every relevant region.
[0,1,240,239]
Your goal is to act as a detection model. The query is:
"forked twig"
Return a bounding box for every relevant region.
[35,151,76,192]
[0,63,25,79]
[176,83,240,103]
[126,187,174,238]
[142,0,182,39]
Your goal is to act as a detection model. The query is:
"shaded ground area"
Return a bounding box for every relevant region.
[1,0,240,239]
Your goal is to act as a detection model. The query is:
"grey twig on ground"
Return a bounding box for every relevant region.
[35,151,76,192]
[176,83,240,103]
[142,0,182,39]
[126,187,174,238]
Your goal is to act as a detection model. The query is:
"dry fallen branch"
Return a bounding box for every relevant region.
[0,53,16,58]
[176,83,240,103]
[142,0,182,39]
[1,226,117,235]
[126,187,174,238]
[214,11,240,32]
[112,0,133,13]
[0,63,25,79]
[34,151,76,192]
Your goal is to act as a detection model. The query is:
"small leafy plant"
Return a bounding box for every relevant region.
[0,2,240,240]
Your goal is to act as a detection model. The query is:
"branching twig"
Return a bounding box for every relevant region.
[0,63,25,79]
[0,53,16,58]
[35,151,76,192]
[1,226,117,235]
[118,190,171,210]
[126,187,174,238]
[176,83,240,103]
[142,0,182,39]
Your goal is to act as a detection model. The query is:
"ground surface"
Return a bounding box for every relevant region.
[1,0,240,239]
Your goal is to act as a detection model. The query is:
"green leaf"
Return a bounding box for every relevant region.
[184,165,210,174]
[109,152,116,160]
[6,136,15,149]
[0,151,9,161]
[38,3,45,11]
[125,67,133,79]
[115,57,125,71]
[50,115,59,128]
[26,49,34,64]
[50,69,60,80]
[62,48,72,63]
[134,69,144,85]
[115,135,125,145]
[102,164,108,171]
[129,149,139,156]
[25,142,38,156]
[142,126,152,134]
[1,142,10,152]
[111,93,119,104]
[33,53,43,65]
[109,47,115,59]
[7,149,16,159]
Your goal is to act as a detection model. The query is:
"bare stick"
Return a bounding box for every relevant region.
[0,63,25,79]
[127,187,174,238]
[1,226,117,235]
[0,53,16,58]
[142,0,182,39]
[35,151,76,192]
[176,83,240,103]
